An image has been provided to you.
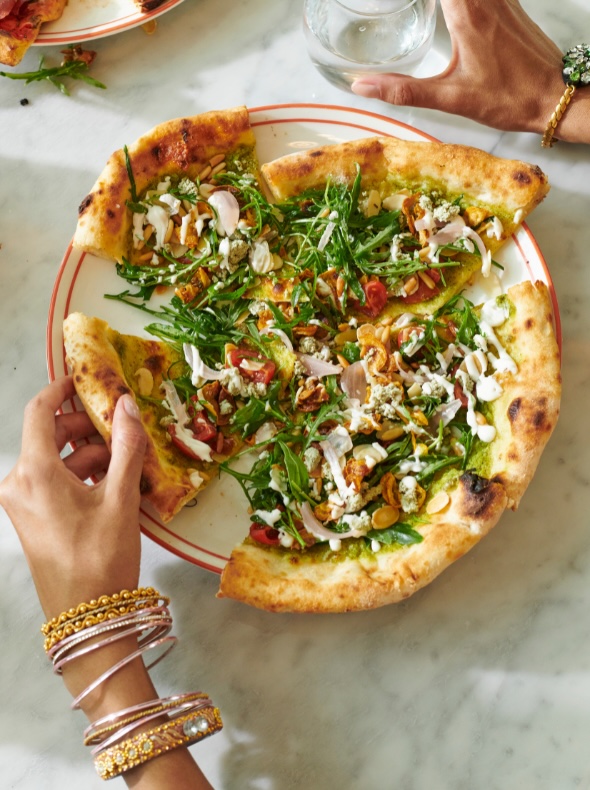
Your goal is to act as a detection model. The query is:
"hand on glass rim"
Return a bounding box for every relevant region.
[0,376,147,621]
[351,0,587,141]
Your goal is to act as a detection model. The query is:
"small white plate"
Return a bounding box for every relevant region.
[34,0,185,45]
[47,103,560,573]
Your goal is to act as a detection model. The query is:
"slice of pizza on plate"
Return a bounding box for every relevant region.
[63,312,243,523]
[217,280,561,613]
[74,106,260,266]
[259,137,550,317]
[0,0,67,66]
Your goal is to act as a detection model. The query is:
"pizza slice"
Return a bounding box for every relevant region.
[0,0,67,66]
[63,312,245,523]
[259,137,550,317]
[217,280,561,612]
[62,295,300,523]
[74,106,260,267]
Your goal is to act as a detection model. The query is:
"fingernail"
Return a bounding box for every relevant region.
[351,80,382,99]
[121,394,141,420]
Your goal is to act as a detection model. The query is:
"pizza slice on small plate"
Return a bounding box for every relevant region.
[218,280,561,612]
[0,0,67,66]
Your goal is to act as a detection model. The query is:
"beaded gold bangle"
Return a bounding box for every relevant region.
[94,706,223,781]
[41,588,169,652]
[542,44,589,148]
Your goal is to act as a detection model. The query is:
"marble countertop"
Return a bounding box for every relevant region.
[1,1,589,787]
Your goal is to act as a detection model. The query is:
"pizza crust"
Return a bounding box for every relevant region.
[73,106,257,264]
[218,472,507,613]
[218,280,561,613]
[63,312,210,523]
[486,280,561,508]
[261,137,549,226]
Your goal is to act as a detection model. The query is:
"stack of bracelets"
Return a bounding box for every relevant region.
[41,587,222,781]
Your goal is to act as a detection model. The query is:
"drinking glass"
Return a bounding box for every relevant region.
[303,0,437,92]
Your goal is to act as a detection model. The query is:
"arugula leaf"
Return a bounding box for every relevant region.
[124,145,139,207]
[1,56,106,95]
[278,440,309,501]
[365,522,424,546]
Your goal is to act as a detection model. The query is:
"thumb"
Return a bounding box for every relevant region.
[351,73,451,112]
[106,394,147,497]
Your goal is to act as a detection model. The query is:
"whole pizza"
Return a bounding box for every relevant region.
[62,106,561,613]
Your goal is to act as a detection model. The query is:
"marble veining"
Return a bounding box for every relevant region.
[1,0,590,787]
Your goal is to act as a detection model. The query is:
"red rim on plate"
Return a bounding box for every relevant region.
[34,0,185,45]
[47,103,561,574]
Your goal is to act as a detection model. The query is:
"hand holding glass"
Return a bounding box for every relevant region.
[304,0,437,92]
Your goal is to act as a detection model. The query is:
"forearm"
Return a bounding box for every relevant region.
[61,638,213,789]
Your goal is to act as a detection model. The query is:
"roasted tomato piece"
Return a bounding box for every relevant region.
[402,269,441,305]
[226,348,276,384]
[191,411,217,444]
[451,363,469,407]
[167,424,211,461]
[249,523,281,546]
[354,279,388,317]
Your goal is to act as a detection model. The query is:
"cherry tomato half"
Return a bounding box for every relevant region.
[167,424,211,461]
[249,523,281,546]
[355,279,388,317]
[191,411,217,444]
[226,348,276,385]
[402,268,441,305]
[451,363,469,408]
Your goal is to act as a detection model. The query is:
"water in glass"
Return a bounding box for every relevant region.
[304,0,437,91]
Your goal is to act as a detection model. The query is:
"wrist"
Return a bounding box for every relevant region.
[553,90,590,144]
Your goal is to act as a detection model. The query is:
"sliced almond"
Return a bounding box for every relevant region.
[377,425,405,441]
[134,367,154,397]
[371,505,400,530]
[426,491,450,515]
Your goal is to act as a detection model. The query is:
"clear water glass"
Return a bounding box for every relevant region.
[303,0,437,92]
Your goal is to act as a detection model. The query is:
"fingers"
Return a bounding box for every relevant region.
[55,411,100,452]
[104,395,147,503]
[351,73,458,113]
[63,443,111,481]
[21,377,76,459]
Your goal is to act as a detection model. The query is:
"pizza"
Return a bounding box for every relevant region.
[62,107,560,613]
[0,0,67,66]
[0,0,168,66]
[62,312,243,523]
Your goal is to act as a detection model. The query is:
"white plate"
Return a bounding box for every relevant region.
[34,0,185,46]
[47,103,561,574]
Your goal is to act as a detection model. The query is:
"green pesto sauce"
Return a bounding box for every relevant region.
[246,534,407,565]
[111,335,207,474]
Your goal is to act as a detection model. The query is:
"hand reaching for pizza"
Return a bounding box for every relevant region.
[351,0,590,145]
[0,376,147,620]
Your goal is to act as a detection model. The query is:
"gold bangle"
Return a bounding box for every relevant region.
[41,588,168,652]
[84,693,210,746]
[541,84,576,148]
[94,706,223,781]
[542,43,590,148]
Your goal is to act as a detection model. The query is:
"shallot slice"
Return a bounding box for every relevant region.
[462,227,493,277]
[183,343,223,385]
[296,353,342,378]
[260,326,294,352]
[339,360,367,402]
[300,503,365,541]
[208,190,240,236]
[161,380,190,426]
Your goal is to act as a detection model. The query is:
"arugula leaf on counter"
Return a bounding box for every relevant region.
[0,56,106,95]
